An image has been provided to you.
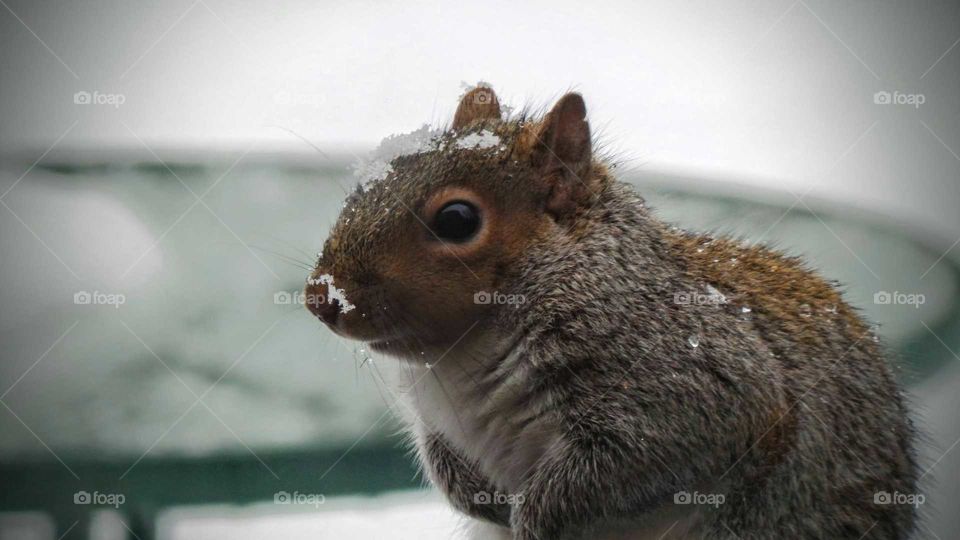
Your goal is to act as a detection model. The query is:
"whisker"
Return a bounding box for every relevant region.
[249,244,314,270]
[261,234,319,261]
[267,125,332,159]
[265,125,350,196]
[366,360,394,413]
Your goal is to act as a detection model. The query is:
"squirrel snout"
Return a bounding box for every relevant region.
[305,281,340,325]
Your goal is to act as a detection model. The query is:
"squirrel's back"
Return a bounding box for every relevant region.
[506,179,920,538]
[668,231,918,537]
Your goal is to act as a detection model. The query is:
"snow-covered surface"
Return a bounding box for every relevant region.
[0,491,469,540]
[158,490,465,540]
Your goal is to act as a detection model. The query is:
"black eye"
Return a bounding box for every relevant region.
[432,201,481,242]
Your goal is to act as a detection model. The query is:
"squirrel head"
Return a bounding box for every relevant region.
[306,86,606,358]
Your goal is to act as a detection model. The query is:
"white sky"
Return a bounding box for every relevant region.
[1,0,958,239]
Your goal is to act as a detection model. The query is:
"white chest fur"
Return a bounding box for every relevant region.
[399,348,558,494]
[391,351,704,540]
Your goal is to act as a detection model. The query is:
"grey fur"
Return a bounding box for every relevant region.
[314,106,919,539]
[479,182,917,539]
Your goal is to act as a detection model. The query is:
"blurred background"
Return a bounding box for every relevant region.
[0,1,958,539]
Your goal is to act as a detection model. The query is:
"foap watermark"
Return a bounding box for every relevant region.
[74,490,125,509]
[874,491,925,508]
[874,291,925,309]
[674,285,727,307]
[274,290,325,306]
[474,290,526,306]
[74,90,126,108]
[473,490,524,505]
[274,491,326,508]
[673,490,725,508]
[74,290,126,308]
[873,90,925,109]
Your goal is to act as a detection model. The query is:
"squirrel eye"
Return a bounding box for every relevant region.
[432,201,481,242]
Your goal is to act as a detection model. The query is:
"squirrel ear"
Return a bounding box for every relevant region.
[534,93,593,216]
[452,87,502,130]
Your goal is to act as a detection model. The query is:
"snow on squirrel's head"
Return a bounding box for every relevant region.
[306,85,607,360]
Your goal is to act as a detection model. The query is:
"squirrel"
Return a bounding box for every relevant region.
[305,85,919,539]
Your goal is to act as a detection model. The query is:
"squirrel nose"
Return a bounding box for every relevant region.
[306,282,340,325]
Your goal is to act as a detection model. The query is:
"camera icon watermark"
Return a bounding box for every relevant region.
[473,290,526,306]
[473,89,495,105]
[873,290,925,309]
[274,490,325,508]
[874,490,925,508]
[74,290,126,308]
[873,90,924,108]
[473,490,524,505]
[74,490,125,508]
[673,490,725,508]
[74,90,126,108]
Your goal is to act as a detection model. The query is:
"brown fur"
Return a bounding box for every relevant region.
[453,86,503,130]
[665,232,869,348]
